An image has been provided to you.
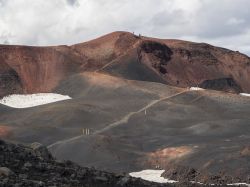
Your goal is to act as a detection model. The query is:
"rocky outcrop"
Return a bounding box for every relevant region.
[199,78,243,93]
[138,41,173,75]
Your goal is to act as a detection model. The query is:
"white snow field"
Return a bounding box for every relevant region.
[240,93,250,97]
[129,170,177,184]
[0,93,71,108]
[190,87,204,91]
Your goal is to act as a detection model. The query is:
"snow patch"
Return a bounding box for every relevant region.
[129,170,177,184]
[240,93,250,97]
[228,183,250,187]
[129,170,250,187]
[190,181,250,186]
[190,87,204,91]
[0,93,71,108]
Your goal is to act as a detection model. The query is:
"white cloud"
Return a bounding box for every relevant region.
[226,18,245,26]
[0,0,250,56]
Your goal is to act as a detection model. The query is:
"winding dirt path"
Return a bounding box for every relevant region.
[47,134,85,149]
[93,89,189,134]
[48,89,190,149]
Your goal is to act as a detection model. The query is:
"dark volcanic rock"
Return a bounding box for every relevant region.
[161,165,250,185]
[139,41,173,75]
[0,139,168,187]
[199,78,242,93]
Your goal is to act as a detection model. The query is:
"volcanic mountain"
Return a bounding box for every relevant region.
[0,32,250,184]
[0,31,250,98]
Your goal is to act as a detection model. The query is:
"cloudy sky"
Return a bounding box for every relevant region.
[0,0,250,55]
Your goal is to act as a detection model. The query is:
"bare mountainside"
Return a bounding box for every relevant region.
[0,32,250,185]
[0,31,250,98]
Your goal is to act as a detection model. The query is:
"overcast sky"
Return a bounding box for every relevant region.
[0,0,250,55]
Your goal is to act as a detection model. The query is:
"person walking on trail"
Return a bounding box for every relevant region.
[82,128,90,135]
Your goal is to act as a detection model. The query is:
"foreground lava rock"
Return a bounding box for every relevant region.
[0,139,164,187]
[0,139,236,187]
[161,165,250,185]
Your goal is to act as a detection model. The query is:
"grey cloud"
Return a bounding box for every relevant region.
[0,0,6,6]
[66,0,79,7]
[3,39,9,45]
[191,0,250,38]
[151,9,188,27]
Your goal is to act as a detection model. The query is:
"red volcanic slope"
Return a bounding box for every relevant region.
[0,31,250,97]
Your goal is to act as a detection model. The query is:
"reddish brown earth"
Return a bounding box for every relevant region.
[0,125,12,138]
[0,45,82,96]
[0,31,250,98]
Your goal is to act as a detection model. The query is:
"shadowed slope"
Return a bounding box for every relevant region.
[0,62,22,97]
